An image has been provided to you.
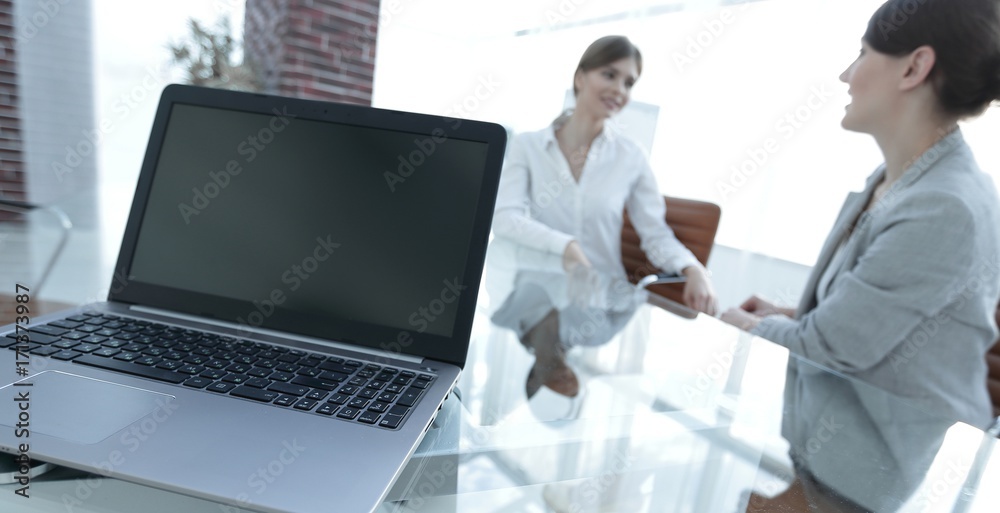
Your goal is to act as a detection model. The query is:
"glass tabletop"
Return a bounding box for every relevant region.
[374,292,1000,513]
[1,267,997,513]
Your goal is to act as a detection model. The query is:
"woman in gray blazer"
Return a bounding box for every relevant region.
[723,0,1000,510]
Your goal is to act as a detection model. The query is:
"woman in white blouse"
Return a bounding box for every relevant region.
[490,36,717,399]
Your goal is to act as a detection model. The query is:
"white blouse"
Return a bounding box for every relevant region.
[491,123,699,278]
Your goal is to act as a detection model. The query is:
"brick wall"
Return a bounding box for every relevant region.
[245,0,380,105]
[0,0,24,210]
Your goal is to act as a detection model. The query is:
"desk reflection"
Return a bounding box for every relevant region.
[384,258,997,512]
[490,265,644,401]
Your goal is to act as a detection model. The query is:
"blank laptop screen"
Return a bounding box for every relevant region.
[127,103,489,339]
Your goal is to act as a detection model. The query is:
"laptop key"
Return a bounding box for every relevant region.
[247,367,273,378]
[245,377,273,389]
[178,365,204,375]
[156,360,184,371]
[293,399,318,411]
[317,370,349,382]
[337,407,361,420]
[348,398,369,409]
[30,325,68,337]
[277,354,300,364]
[22,333,61,345]
[358,411,380,424]
[30,346,60,357]
[319,361,353,374]
[388,404,410,416]
[183,377,213,389]
[114,352,140,362]
[231,387,280,403]
[206,382,237,393]
[369,401,390,414]
[379,414,404,429]
[306,390,328,401]
[328,393,350,405]
[267,382,309,397]
[74,355,187,384]
[397,389,422,407]
[290,375,340,391]
[316,403,338,416]
[274,395,296,407]
[296,367,321,378]
[269,371,293,382]
[222,374,249,385]
[200,369,226,380]
[411,380,430,390]
[51,350,82,361]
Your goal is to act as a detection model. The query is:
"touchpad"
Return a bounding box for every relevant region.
[0,371,174,444]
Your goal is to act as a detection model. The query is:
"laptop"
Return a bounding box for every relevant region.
[0,84,506,512]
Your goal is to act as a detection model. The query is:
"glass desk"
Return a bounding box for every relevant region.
[1,293,997,512]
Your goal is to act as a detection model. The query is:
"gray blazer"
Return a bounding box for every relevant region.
[754,128,1000,428]
[753,130,1000,511]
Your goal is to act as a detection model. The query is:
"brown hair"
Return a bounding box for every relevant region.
[863,0,1000,118]
[572,36,643,96]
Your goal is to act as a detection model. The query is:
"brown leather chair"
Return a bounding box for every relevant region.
[988,305,1000,419]
[621,196,721,305]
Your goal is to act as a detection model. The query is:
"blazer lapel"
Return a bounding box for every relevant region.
[796,186,873,315]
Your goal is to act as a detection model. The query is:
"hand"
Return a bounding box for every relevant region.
[739,295,795,318]
[720,307,762,332]
[681,266,718,316]
[562,240,592,271]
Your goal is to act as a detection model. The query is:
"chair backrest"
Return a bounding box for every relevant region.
[989,305,1000,419]
[621,196,721,305]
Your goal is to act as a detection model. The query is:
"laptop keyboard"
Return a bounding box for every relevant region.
[3,312,436,430]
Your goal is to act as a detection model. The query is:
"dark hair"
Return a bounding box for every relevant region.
[572,36,643,96]
[863,0,1000,118]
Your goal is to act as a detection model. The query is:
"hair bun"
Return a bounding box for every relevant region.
[988,54,1000,103]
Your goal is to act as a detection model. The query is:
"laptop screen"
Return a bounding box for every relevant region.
[111,87,504,365]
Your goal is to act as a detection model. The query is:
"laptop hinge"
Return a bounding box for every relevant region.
[128,305,423,364]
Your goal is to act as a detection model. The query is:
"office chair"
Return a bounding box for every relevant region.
[621,195,721,305]
[0,197,73,326]
[988,304,1000,429]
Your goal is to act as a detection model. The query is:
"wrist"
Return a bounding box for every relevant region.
[682,265,710,278]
